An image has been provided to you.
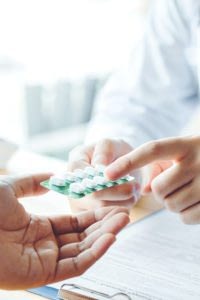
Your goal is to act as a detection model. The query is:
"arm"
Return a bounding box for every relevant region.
[86,0,198,147]
[67,0,198,212]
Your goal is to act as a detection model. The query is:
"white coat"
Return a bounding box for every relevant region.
[86,0,200,147]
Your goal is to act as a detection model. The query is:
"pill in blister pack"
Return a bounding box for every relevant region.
[41,166,134,199]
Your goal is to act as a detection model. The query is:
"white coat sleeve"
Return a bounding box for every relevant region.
[85,0,199,147]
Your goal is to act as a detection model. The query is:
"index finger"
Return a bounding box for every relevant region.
[49,206,128,235]
[105,137,188,180]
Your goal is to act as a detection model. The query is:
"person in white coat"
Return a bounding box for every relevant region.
[67,0,200,215]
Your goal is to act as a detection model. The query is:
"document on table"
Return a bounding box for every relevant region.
[50,210,200,300]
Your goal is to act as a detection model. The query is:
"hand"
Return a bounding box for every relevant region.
[142,160,173,193]
[106,136,200,224]
[0,174,129,290]
[67,138,140,212]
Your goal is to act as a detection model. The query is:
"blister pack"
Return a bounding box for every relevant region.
[41,166,134,199]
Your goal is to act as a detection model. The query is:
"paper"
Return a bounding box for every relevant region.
[51,210,200,300]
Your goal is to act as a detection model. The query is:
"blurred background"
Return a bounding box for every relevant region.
[0,0,150,161]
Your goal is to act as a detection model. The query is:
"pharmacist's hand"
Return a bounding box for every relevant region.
[0,174,129,290]
[67,139,140,212]
[106,136,200,224]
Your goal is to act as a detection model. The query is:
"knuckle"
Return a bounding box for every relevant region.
[72,257,82,276]
[77,232,83,243]
[147,141,162,157]
[121,156,133,172]
[80,231,87,241]
[70,215,80,232]
[78,240,85,252]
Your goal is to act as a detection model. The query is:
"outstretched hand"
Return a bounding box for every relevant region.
[106,136,200,224]
[0,174,129,290]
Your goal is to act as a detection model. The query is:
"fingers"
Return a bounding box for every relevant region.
[151,172,200,225]
[68,183,137,213]
[0,173,52,198]
[164,181,197,213]
[91,138,132,166]
[54,233,115,282]
[83,206,129,235]
[54,211,129,282]
[90,182,135,201]
[67,180,137,213]
[59,212,129,259]
[50,206,128,235]
[68,144,94,171]
[163,176,200,211]
[57,206,129,246]
[57,231,86,247]
[67,139,134,213]
[150,162,194,201]
[143,161,173,193]
[106,137,188,180]
[68,139,132,171]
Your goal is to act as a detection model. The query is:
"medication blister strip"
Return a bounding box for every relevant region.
[41,166,134,199]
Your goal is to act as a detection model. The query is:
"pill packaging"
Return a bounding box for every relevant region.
[41,165,134,199]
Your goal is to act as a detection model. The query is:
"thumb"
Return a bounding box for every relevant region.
[1,173,52,198]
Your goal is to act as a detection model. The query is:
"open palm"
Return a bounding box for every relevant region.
[0,174,129,290]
